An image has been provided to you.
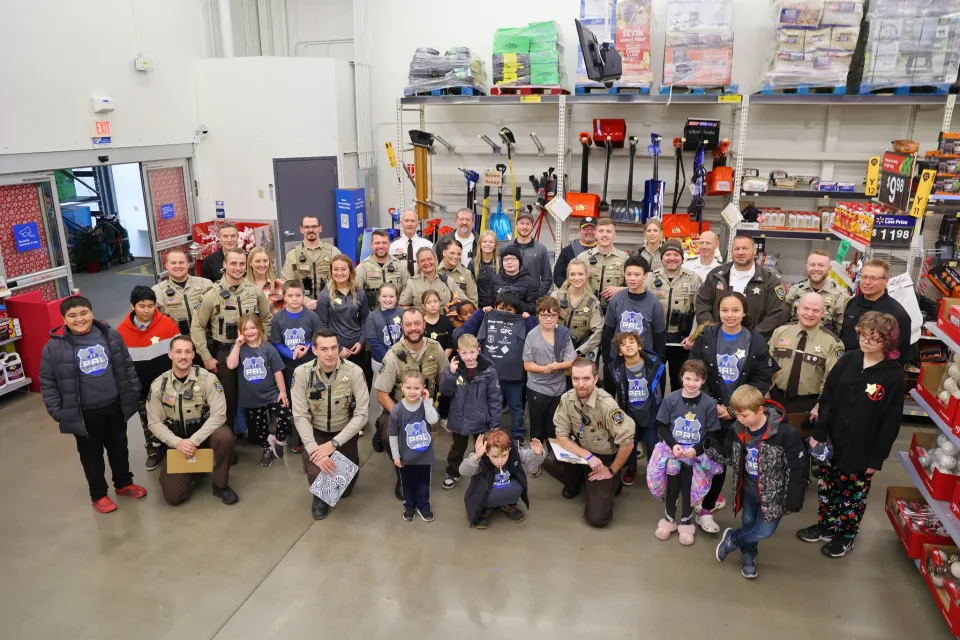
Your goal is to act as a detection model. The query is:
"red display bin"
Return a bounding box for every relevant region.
[936,297,960,348]
[885,486,953,558]
[5,291,74,392]
[916,363,960,430]
[910,431,960,500]
[919,543,960,635]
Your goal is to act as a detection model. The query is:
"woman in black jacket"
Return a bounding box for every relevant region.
[469,230,500,309]
[797,311,905,558]
[490,245,540,315]
[690,291,773,532]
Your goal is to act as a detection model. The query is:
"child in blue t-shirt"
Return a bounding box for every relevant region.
[389,370,440,522]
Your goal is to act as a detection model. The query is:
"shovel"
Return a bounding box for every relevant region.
[611,136,640,223]
[490,163,512,242]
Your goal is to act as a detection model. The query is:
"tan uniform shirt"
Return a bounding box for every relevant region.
[280,241,341,299]
[646,267,702,335]
[191,278,272,361]
[769,322,843,397]
[437,263,479,305]
[785,279,849,333]
[356,255,409,308]
[397,273,464,310]
[153,276,214,334]
[554,387,635,455]
[373,338,449,403]
[146,367,227,448]
[291,358,369,453]
[554,285,603,355]
[583,247,629,311]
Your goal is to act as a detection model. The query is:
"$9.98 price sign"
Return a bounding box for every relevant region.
[878,152,914,212]
[871,214,915,248]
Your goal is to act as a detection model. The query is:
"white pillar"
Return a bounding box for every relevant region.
[218,0,235,57]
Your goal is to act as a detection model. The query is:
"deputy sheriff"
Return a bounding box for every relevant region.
[280,215,341,303]
[356,229,408,310]
[647,240,702,391]
[152,248,213,336]
[437,239,479,305]
[373,308,448,500]
[191,247,271,429]
[694,234,788,339]
[291,328,369,521]
[553,257,603,358]
[147,335,238,506]
[543,357,635,528]
[785,250,849,333]
[397,247,464,311]
[583,218,628,313]
[769,292,843,417]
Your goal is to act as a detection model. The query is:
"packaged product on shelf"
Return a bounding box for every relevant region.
[576,0,615,86]
[941,133,960,154]
[405,47,488,95]
[494,21,565,87]
[777,1,825,28]
[662,31,734,87]
[614,0,654,86]
[666,0,733,31]
[862,12,960,88]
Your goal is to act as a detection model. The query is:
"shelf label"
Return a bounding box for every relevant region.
[865,156,881,196]
[717,95,742,103]
[835,240,851,262]
[520,95,541,103]
[910,169,937,218]
[384,142,397,169]
[871,214,915,248]
[483,170,503,187]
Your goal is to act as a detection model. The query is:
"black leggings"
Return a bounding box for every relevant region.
[528,389,562,443]
[665,464,694,523]
[245,400,293,450]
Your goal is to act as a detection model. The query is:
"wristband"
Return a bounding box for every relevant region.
[585,454,594,461]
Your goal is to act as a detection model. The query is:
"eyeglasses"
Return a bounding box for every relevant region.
[860,275,887,283]
[301,225,320,230]
[539,312,559,319]
[857,332,882,346]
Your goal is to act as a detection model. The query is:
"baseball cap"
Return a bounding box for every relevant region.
[517,210,535,223]
[579,217,597,228]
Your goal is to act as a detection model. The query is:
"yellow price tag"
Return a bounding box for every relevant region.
[865,156,881,196]
[384,142,397,169]
[520,95,541,103]
[909,169,937,217]
[717,94,742,103]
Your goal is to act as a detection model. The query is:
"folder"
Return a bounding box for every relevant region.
[165,448,214,474]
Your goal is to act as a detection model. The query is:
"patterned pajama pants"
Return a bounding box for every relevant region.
[245,401,294,450]
[817,461,873,539]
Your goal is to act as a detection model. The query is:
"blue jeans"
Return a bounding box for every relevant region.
[626,424,657,470]
[501,381,525,439]
[730,494,780,558]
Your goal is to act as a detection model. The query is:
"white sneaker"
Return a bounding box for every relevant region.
[714,495,727,511]
[696,510,720,534]
[267,434,285,460]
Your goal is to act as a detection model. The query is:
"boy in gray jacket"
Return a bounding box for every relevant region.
[390,370,440,522]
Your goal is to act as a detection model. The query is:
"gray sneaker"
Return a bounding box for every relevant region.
[716,527,737,562]
[741,554,758,579]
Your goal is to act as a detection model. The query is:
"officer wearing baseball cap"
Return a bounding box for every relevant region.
[553,217,598,288]
[647,240,702,391]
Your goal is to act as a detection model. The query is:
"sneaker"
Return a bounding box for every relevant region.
[797,523,834,544]
[714,495,727,511]
[115,484,147,499]
[501,505,525,523]
[292,443,304,454]
[371,429,384,453]
[268,435,285,460]
[212,484,239,505]
[622,469,636,486]
[417,507,435,522]
[260,449,274,467]
[515,437,526,447]
[92,496,118,514]
[741,555,758,579]
[394,480,404,501]
[821,536,856,558]
[442,474,460,490]
[473,508,492,529]
[530,467,542,478]
[311,496,329,520]
[402,508,415,522]
[561,486,581,500]
[715,527,737,562]
[145,449,162,471]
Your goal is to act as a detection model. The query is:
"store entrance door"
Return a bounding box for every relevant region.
[0,172,74,300]
[140,159,197,279]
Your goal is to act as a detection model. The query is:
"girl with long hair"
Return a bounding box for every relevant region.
[470,230,501,308]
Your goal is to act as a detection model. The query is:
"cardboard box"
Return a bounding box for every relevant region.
[937,298,960,347]
[917,362,960,429]
[910,431,960,500]
[919,543,960,635]
[165,448,214,474]
[884,486,954,558]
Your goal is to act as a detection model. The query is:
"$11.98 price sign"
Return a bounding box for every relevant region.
[871,214,915,248]
[878,152,914,212]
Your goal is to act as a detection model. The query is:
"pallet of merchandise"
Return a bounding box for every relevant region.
[489,85,570,96]
[658,84,739,95]
[858,83,952,96]
[757,84,846,95]
[402,85,486,97]
[574,84,651,95]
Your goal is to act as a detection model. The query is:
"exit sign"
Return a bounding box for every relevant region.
[89,119,112,147]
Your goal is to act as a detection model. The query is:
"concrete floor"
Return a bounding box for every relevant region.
[72,257,156,326]
[0,378,952,640]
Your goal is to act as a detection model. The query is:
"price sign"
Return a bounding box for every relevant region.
[865,156,881,196]
[870,214,915,248]
[878,152,914,212]
[520,95,541,103]
[483,170,503,188]
[909,169,937,217]
[834,239,851,262]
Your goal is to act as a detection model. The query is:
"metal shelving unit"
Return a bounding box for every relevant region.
[0,377,31,399]
[926,322,960,353]
[0,334,21,348]
[897,451,960,542]
[740,189,874,201]
[737,228,837,241]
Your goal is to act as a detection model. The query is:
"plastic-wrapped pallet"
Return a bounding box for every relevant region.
[862,0,960,90]
[493,21,565,87]
[405,47,488,95]
[761,0,864,90]
[662,0,735,89]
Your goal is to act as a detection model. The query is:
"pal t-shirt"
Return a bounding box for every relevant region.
[72,329,119,409]
[742,423,767,503]
[485,466,524,507]
[237,342,285,408]
[716,328,750,404]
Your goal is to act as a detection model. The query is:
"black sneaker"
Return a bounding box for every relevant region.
[260,449,274,467]
[372,429,385,453]
[473,508,492,529]
[402,508,415,522]
[514,437,526,447]
[311,496,329,520]
[796,523,833,543]
[145,449,162,471]
[501,505,525,523]
[394,480,403,501]
[821,536,855,558]
[442,474,460,489]
[268,435,285,460]
[562,486,581,500]
[212,484,239,505]
[417,507,435,522]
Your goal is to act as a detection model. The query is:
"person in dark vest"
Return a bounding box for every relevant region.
[553,217,598,288]
[460,429,545,529]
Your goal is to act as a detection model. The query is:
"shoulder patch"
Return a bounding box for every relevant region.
[214,380,224,394]
[774,284,786,300]
[609,408,625,426]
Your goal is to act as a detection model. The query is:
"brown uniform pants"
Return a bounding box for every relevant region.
[769,388,818,419]
[543,450,619,528]
[302,430,360,498]
[215,343,239,429]
[158,426,237,506]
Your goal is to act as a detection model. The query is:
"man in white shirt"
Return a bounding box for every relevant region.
[433,208,477,267]
[390,209,433,276]
[682,230,723,281]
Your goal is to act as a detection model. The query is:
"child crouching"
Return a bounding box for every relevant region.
[460,429,545,529]
[710,386,807,579]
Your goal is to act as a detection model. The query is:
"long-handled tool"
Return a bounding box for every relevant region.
[566,133,600,218]
[480,185,491,233]
[490,163,512,241]
[641,133,664,222]
[598,135,614,212]
[408,130,435,220]
[513,186,522,222]
[688,137,707,233]
[499,127,518,221]
[611,136,640,223]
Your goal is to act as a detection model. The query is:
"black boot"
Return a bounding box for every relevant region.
[212,484,239,505]
[311,496,329,520]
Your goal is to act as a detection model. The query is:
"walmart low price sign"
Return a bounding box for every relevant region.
[871,214,915,248]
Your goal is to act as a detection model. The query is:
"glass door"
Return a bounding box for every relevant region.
[0,172,74,300]
[141,159,197,279]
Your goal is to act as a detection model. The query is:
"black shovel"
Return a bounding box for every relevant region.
[598,135,613,212]
[611,136,640,223]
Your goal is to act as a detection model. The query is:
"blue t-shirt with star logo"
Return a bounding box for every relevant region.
[716,328,750,404]
[604,289,665,359]
[72,328,119,409]
[237,342,285,408]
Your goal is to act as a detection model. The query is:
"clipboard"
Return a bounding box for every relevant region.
[548,439,589,465]
[165,448,214,474]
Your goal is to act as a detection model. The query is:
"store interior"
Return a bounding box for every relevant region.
[2,0,960,638]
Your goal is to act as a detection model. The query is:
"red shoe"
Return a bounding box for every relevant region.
[622,469,636,486]
[92,497,118,514]
[116,484,148,499]
[292,443,304,454]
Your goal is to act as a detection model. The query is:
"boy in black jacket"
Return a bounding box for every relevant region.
[460,429,545,528]
[711,386,806,579]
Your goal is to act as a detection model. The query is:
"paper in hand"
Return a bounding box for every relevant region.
[308,452,359,506]
[549,439,589,465]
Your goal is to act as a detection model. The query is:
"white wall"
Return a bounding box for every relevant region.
[112,164,151,258]
[286,0,354,59]
[0,1,204,158]
[192,57,356,221]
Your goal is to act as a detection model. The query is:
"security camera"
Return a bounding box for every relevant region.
[98,155,109,163]
[199,124,209,134]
